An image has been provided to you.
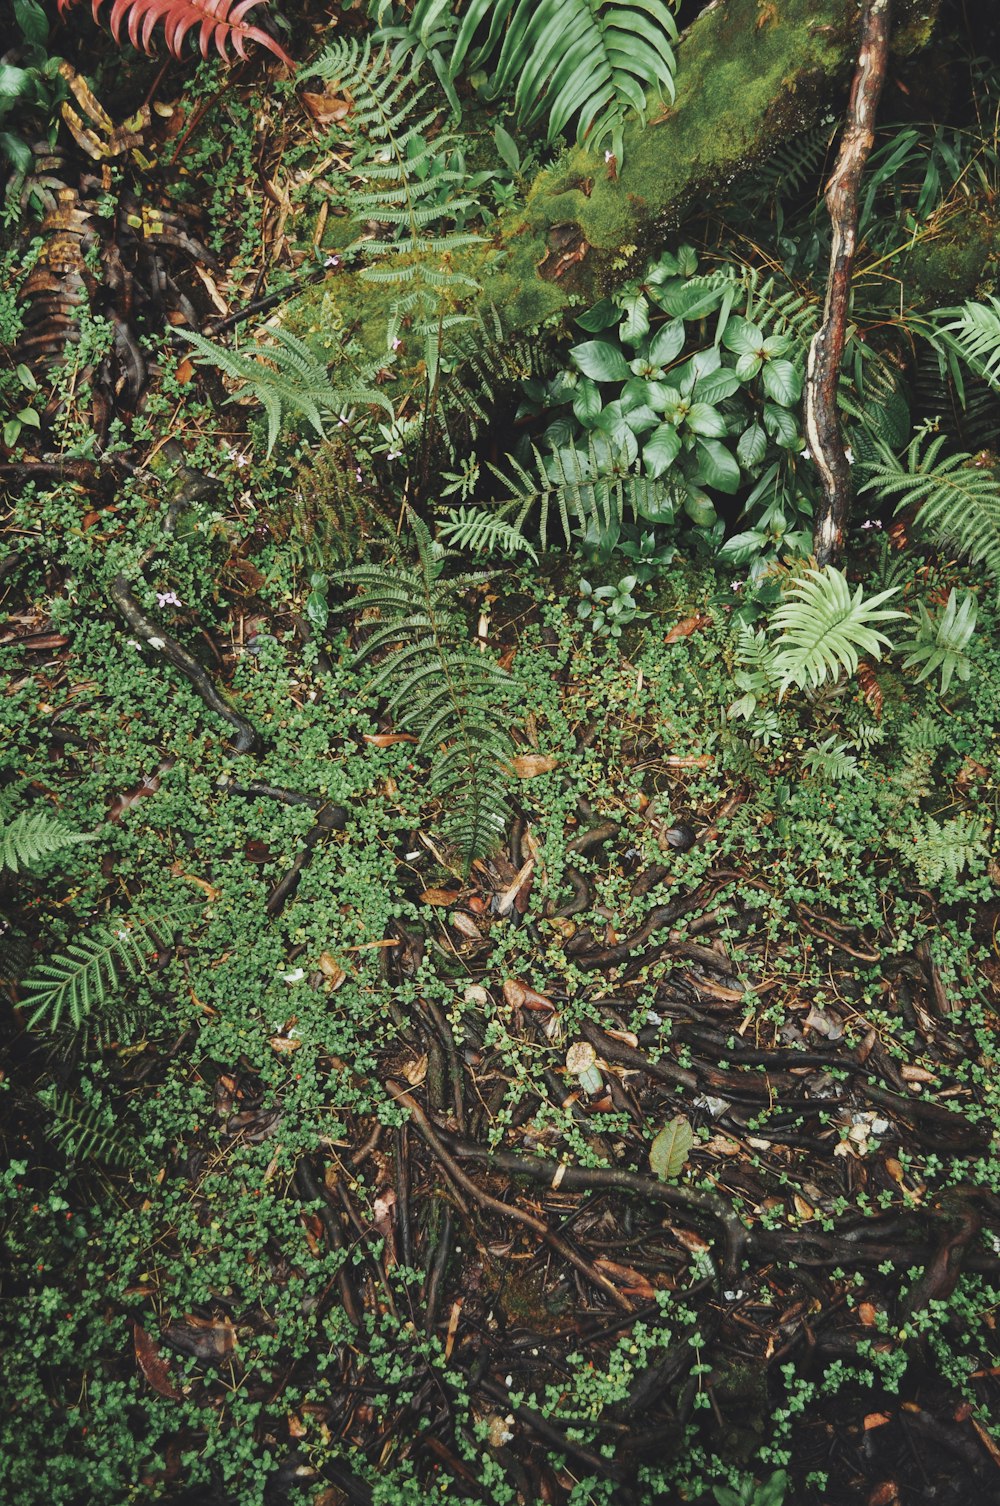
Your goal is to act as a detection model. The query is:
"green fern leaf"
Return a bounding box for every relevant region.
[0,810,95,874]
[859,429,1000,582]
[47,1091,131,1167]
[770,567,904,696]
[21,911,183,1033]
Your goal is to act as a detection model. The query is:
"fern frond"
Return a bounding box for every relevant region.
[403,0,677,158]
[488,440,662,551]
[341,515,512,865]
[21,911,183,1033]
[437,507,538,562]
[938,296,1000,392]
[177,326,392,456]
[900,588,978,693]
[770,567,904,695]
[57,0,291,65]
[897,812,988,887]
[47,1091,131,1166]
[0,810,94,874]
[859,430,1000,581]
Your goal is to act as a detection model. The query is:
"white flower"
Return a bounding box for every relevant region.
[605,150,614,163]
[325,254,341,268]
[391,337,403,351]
[279,967,306,984]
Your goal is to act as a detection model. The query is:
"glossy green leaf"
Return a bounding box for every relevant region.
[723,314,765,356]
[694,438,741,494]
[647,318,685,368]
[575,297,619,332]
[762,358,802,407]
[643,422,682,478]
[686,402,728,438]
[619,292,651,345]
[737,422,767,468]
[570,340,629,382]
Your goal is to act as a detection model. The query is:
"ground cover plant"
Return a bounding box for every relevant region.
[2,1,1000,1503]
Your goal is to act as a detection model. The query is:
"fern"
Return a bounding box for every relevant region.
[901,588,978,694]
[401,0,678,159]
[800,735,860,782]
[56,0,292,65]
[178,325,393,457]
[341,514,512,864]
[430,304,552,457]
[897,812,989,888]
[769,567,904,696]
[488,439,664,551]
[21,911,183,1033]
[937,296,1000,393]
[859,429,1000,582]
[46,1091,131,1167]
[437,506,538,562]
[1,810,94,875]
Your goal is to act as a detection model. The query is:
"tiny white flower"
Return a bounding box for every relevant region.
[279,967,306,984]
[127,639,141,650]
[391,337,403,351]
[325,254,341,268]
[148,636,166,650]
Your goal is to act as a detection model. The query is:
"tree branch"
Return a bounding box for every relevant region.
[807,0,893,565]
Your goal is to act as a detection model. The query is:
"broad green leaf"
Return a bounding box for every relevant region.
[686,402,728,438]
[649,1115,694,1179]
[683,490,717,527]
[723,315,765,356]
[638,486,676,523]
[572,377,603,426]
[643,422,682,478]
[735,351,763,382]
[570,340,629,382]
[763,402,801,448]
[719,528,768,562]
[647,318,685,367]
[762,358,802,407]
[619,292,651,345]
[659,280,724,320]
[737,422,767,468]
[575,296,619,332]
[646,382,682,413]
[692,367,741,404]
[694,438,741,493]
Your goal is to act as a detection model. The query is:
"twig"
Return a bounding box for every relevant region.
[806,0,893,565]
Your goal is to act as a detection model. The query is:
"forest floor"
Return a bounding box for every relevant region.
[2,8,1000,1506]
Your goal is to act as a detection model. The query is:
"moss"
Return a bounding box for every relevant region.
[906,211,1000,305]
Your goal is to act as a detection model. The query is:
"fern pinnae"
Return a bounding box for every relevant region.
[770,566,904,696]
[1,810,95,874]
[343,516,511,865]
[21,910,186,1033]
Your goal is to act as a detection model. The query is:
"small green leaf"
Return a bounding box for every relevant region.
[723,315,765,356]
[493,121,520,174]
[683,490,717,527]
[16,407,39,428]
[692,367,741,404]
[649,1115,694,1180]
[735,351,763,382]
[569,340,629,382]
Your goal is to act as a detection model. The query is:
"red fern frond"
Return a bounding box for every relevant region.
[57,0,293,67]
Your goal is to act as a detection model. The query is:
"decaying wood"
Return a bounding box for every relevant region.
[806,0,893,565]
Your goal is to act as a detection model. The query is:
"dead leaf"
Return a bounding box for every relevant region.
[858,1302,879,1327]
[318,952,347,990]
[402,1055,427,1086]
[793,1194,814,1221]
[665,613,711,643]
[450,912,483,941]
[420,888,461,906]
[161,1313,237,1364]
[663,753,713,768]
[510,753,558,779]
[593,1257,656,1299]
[302,89,354,125]
[496,858,534,916]
[134,1322,181,1399]
[364,732,418,746]
[269,1034,301,1054]
[868,1483,900,1506]
[804,1004,843,1040]
[864,1412,892,1430]
[503,978,527,1009]
[900,1065,938,1084]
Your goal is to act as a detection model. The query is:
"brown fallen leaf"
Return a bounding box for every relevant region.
[318,952,347,990]
[420,887,461,907]
[269,1034,301,1054]
[663,753,713,768]
[450,912,483,941]
[301,89,354,125]
[161,1313,237,1364]
[364,732,418,746]
[134,1322,181,1399]
[503,978,527,1009]
[402,1054,427,1086]
[858,1302,879,1327]
[510,753,558,779]
[864,1412,892,1430]
[593,1257,656,1299]
[665,613,711,643]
